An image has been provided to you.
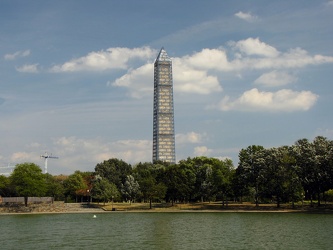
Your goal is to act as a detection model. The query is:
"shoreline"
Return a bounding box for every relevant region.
[0,209,308,215]
[2,202,333,215]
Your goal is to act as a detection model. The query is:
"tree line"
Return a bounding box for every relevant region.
[1,136,333,208]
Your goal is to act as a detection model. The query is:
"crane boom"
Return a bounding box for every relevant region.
[40,152,59,173]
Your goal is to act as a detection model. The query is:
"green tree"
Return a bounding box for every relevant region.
[312,136,333,204]
[163,164,193,204]
[199,165,214,202]
[63,171,87,202]
[262,147,302,207]
[75,171,94,202]
[95,158,132,190]
[121,175,140,204]
[133,162,167,208]
[0,175,14,197]
[44,174,65,201]
[180,157,217,202]
[91,176,119,205]
[292,137,333,206]
[176,162,196,201]
[211,158,234,207]
[139,175,167,209]
[10,163,46,206]
[293,138,317,206]
[232,166,251,203]
[237,145,266,207]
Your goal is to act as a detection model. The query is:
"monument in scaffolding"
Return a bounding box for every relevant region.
[152,48,176,164]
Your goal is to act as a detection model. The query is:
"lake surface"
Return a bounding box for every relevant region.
[1,212,333,249]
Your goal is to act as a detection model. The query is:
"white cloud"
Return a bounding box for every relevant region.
[51,47,156,72]
[254,70,298,87]
[235,11,258,22]
[181,48,230,70]
[53,136,151,171]
[110,63,153,98]
[109,139,152,163]
[229,37,280,57]
[16,64,39,73]
[161,38,333,74]
[194,146,213,156]
[217,88,318,112]
[109,40,333,100]
[173,59,222,94]
[176,132,205,144]
[60,40,333,104]
[179,38,333,72]
[10,151,41,165]
[173,40,333,73]
[192,146,234,162]
[5,136,152,174]
[4,50,30,60]
[229,47,333,71]
[110,53,223,97]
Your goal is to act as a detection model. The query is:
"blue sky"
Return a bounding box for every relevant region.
[1,0,333,175]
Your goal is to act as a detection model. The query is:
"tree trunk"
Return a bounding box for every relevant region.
[255,182,259,207]
[255,193,259,207]
[149,198,152,209]
[317,191,321,206]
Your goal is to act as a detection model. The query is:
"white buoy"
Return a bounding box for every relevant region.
[93,215,96,218]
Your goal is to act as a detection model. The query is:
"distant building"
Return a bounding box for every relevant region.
[152,48,176,164]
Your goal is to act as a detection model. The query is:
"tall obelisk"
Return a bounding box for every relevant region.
[152,48,176,164]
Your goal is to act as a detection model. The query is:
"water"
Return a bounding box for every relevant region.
[1,212,333,249]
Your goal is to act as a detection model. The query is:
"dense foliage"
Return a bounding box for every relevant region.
[1,136,333,207]
[10,163,47,206]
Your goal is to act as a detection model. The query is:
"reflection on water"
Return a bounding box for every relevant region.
[1,212,333,249]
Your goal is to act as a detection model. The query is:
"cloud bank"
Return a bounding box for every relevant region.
[50,37,333,112]
[51,47,156,72]
[217,88,318,112]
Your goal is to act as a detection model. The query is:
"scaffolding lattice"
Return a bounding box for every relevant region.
[152,48,176,164]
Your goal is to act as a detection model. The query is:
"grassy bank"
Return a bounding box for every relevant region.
[2,201,333,214]
[101,201,333,213]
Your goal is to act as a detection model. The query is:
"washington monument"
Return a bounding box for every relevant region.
[152,48,176,164]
